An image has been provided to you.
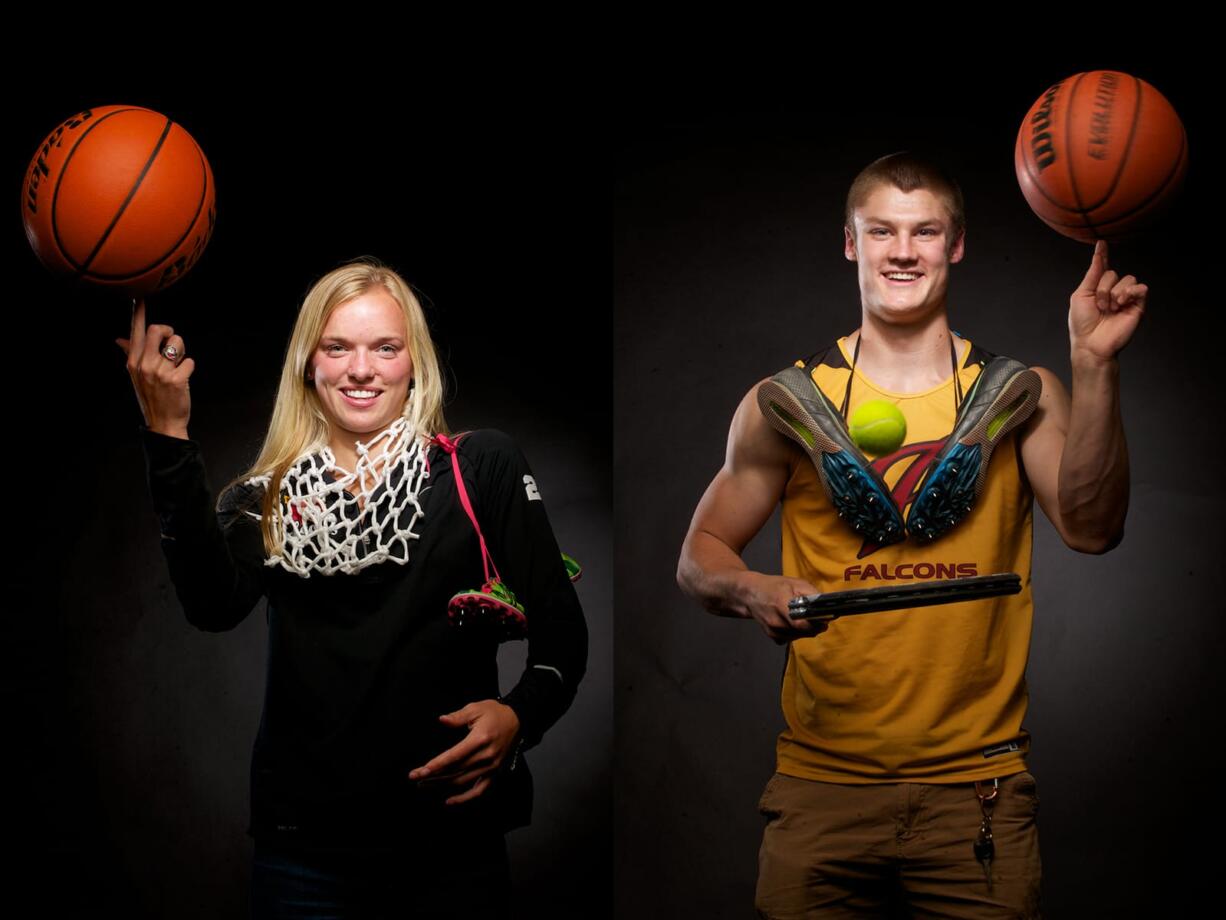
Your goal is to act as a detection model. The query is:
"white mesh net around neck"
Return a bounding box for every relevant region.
[245,416,430,577]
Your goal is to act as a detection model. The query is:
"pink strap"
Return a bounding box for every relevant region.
[434,433,501,584]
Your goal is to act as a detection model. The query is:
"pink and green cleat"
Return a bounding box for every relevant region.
[562,552,582,582]
[448,579,528,640]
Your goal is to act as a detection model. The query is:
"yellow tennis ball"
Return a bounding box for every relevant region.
[848,400,906,455]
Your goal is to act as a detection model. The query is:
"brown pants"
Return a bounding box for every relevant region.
[755,771,1041,919]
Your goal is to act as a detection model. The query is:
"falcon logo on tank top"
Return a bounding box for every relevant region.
[854,437,947,560]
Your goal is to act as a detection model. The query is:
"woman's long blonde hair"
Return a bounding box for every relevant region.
[223,257,449,554]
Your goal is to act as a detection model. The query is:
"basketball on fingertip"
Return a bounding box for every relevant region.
[21,104,216,296]
[1014,71,1187,243]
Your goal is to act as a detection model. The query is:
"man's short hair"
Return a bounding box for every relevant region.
[845,152,965,241]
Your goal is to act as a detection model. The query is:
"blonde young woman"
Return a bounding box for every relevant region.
[119,259,587,917]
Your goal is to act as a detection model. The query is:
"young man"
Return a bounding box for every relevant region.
[677,153,1142,917]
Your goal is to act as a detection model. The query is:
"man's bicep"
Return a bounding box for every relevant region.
[1019,366,1072,539]
[688,464,786,556]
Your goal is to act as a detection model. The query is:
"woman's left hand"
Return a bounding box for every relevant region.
[409,700,521,805]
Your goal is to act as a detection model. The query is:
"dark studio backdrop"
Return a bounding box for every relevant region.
[615,57,1223,916]
[7,74,610,916]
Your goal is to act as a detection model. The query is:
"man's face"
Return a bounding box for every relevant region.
[844,184,964,326]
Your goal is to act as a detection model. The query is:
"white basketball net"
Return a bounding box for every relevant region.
[245,416,430,577]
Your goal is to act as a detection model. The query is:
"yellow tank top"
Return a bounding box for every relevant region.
[777,336,1034,783]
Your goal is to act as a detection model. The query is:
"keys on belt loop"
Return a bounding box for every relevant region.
[973,778,999,891]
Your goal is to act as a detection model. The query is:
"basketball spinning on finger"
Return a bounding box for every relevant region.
[1014,71,1188,242]
[21,104,216,296]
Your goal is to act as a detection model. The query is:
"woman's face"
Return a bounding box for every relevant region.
[310,287,414,449]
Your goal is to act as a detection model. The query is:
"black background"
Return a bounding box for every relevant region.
[9,65,610,917]
[616,53,1224,917]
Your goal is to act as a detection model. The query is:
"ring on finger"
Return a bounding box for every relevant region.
[161,344,181,361]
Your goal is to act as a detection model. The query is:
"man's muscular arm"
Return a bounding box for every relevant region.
[1019,241,1140,554]
[677,381,826,643]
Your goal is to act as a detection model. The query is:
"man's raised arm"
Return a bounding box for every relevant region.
[1019,240,1142,554]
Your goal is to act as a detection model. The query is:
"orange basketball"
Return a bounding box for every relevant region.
[1014,71,1187,242]
[21,104,216,296]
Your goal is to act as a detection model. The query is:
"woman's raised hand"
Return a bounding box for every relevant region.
[116,297,194,439]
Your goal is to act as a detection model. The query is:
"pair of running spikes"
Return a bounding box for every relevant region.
[433,431,583,641]
[757,357,1042,546]
[447,553,582,641]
